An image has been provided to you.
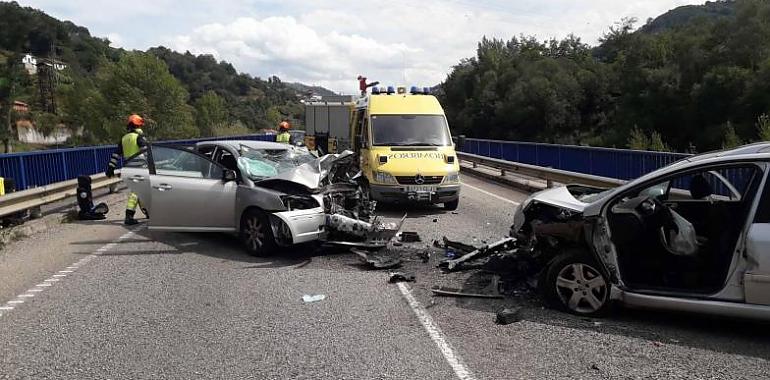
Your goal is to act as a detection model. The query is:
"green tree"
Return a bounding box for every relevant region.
[757,113,770,141]
[649,131,671,152]
[95,52,197,141]
[193,91,228,137]
[722,121,742,149]
[627,127,649,150]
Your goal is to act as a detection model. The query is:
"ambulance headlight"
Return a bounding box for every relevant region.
[444,172,460,183]
[374,171,398,185]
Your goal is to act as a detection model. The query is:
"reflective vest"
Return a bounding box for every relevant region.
[276,132,291,144]
[121,129,144,158]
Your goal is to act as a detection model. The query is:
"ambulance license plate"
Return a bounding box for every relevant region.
[405,185,437,193]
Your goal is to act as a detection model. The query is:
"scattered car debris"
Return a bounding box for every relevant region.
[388,272,416,283]
[431,286,504,299]
[399,231,421,243]
[351,248,402,269]
[438,237,517,271]
[495,307,522,325]
[302,294,326,303]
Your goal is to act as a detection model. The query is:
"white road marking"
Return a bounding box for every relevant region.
[397,283,477,380]
[462,182,520,206]
[0,229,138,319]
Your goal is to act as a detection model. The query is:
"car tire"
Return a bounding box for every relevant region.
[542,250,610,317]
[239,209,276,256]
[444,199,459,211]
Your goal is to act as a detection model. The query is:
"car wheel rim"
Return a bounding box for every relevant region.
[555,263,607,314]
[245,217,265,251]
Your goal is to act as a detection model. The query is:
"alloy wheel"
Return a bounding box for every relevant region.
[555,263,608,314]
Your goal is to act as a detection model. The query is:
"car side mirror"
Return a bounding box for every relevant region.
[223,169,237,182]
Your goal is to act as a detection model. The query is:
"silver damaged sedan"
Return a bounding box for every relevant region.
[511,143,770,320]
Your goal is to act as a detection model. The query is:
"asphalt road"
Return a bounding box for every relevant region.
[1,175,770,379]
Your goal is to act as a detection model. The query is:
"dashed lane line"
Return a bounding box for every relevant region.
[397,282,477,380]
[0,228,138,319]
[461,182,521,206]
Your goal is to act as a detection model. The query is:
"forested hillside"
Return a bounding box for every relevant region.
[440,0,770,152]
[0,1,308,147]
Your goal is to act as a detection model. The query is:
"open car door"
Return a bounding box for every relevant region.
[146,145,238,232]
[603,164,763,294]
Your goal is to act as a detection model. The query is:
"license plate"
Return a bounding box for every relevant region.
[405,185,437,193]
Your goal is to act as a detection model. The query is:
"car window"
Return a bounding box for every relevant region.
[124,150,149,169]
[151,145,222,179]
[754,174,770,223]
[633,165,759,202]
[237,144,316,180]
[198,145,216,159]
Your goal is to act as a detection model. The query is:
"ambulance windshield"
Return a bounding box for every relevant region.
[370,115,451,146]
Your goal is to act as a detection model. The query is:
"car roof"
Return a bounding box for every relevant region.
[195,140,290,151]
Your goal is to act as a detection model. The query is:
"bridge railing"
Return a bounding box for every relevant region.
[0,134,275,191]
[459,138,691,181]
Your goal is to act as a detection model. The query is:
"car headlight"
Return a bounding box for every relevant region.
[373,171,398,185]
[443,172,460,183]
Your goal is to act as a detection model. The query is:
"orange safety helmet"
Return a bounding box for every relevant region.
[278,121,291,130]
[127,114,144,128]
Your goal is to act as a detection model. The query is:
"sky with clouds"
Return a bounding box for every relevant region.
[16,0,704,94]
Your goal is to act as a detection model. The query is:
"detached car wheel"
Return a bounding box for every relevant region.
[444,199,459,211]
[543,251,610,316]
[240,209,276,256]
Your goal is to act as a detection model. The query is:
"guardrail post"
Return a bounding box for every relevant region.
[60,152,68,179]
[109,182,119,194]
[472,161,477,168]
[500,168,506,176]
[17,156,27,190]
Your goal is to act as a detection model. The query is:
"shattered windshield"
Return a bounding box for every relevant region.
[237,145,316,180]
[371,115,452,146]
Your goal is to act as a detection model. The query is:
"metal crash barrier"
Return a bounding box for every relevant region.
[458,152,626,189]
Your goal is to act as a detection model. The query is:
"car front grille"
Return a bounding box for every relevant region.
[396,176,443,185]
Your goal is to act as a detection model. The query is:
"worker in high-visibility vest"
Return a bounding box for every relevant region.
[276,121,291,144]
[106,114,148,225]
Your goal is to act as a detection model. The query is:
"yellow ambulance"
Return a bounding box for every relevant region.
[351,86,461,210]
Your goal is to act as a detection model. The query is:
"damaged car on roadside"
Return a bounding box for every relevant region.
[119,140,400,256]
[510,143,770,320]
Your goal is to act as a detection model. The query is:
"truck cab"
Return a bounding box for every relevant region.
[352,86,461,210]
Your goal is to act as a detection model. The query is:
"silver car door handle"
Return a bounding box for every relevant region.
[153,184,173,192]
[129,175,145,182]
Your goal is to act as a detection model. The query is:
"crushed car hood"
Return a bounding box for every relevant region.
[528,186,588,212]
[255,150,358,191]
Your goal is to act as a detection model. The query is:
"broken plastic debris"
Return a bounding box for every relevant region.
[399,231,421,243]
[431,286,503,299]
[495,307,522,325]
[388,272,416,283]
[302,294,326,303]
[351,248,402,269]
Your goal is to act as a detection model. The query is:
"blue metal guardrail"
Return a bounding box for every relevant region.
[0,134,275,191]
[0,135,696,192]
[460,138,691,182]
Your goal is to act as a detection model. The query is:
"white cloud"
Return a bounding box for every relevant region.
[167,15,421,93]
[19,0,706,92]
